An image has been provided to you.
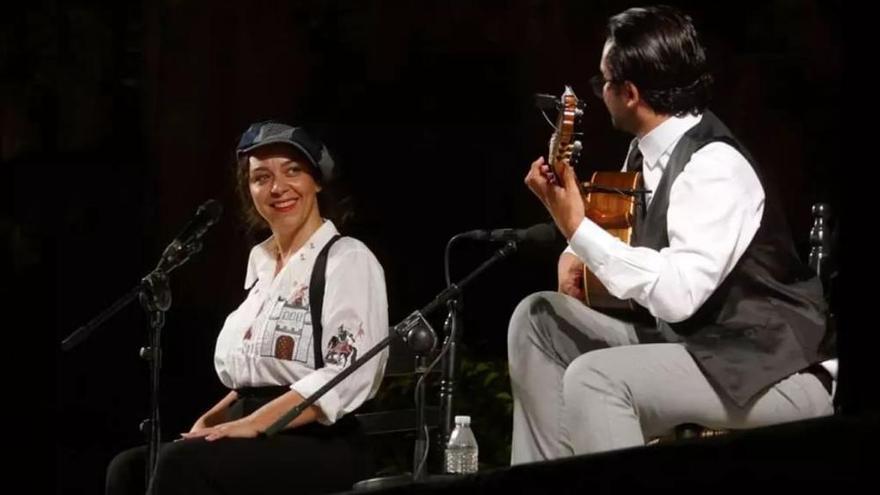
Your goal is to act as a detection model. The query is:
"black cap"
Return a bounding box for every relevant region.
[236,121,335,183]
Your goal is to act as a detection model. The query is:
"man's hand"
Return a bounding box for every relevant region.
[558,252,586,301]
[524,156,585,239]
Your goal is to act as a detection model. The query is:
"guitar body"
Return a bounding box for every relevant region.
[581,171,643,311]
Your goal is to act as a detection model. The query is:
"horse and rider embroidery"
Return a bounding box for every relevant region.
[325,324,364,367]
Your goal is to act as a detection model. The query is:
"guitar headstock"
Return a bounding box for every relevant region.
[547,86,584,179]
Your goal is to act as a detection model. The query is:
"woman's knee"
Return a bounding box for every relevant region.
[155,439,201,470]
[106,445,147,495]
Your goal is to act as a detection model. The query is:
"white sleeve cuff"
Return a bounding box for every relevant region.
[291,373,343,425]
[568,218,621,274]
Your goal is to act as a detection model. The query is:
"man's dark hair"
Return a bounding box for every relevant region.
[605,5,713,116]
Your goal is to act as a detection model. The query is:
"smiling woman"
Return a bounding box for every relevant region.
[243,143,325,271]
[104,121,390,495]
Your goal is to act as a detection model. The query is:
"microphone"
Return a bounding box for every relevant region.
[157,199,222,270]
[173,199,223,246]
[459,222,557,243]
[534,93,559,111]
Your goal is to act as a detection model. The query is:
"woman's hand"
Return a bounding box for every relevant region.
[188,416,210,434]
[180,417,262,442]
[184,391,237,436]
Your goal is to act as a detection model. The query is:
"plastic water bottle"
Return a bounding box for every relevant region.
[445,415,478,474]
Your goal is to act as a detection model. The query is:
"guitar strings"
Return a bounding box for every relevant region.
[541,109,557,130]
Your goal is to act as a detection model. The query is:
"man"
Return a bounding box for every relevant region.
[508,5,834,464]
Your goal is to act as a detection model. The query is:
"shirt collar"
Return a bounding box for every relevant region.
[637,113,702,169]
[244,219,339,289]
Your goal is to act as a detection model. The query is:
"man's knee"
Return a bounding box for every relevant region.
[563,349,625,399]
[508,291,564,371]
[508,291,562,348]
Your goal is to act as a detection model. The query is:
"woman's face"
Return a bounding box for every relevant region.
[247,145,321,237]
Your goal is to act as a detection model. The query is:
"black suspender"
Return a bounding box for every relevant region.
[308,234,342,368]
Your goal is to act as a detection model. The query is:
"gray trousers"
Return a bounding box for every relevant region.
[508,291,833,464]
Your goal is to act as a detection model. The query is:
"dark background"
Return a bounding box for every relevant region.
[4,0,862,493]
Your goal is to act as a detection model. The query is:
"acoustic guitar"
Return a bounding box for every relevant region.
[545,86,644,312]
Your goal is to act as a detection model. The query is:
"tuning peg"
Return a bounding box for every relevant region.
[572,140,583,156]
[560,141,584,165]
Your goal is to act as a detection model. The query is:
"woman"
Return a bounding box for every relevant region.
[106,121,389,494]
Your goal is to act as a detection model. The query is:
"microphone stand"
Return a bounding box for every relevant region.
[263,241,519,483]
[436,233,465,468]
[433,222,555,467]
[60,237,204,485]
[438,298,460,465]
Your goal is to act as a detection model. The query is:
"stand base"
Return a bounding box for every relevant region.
[352,473,460,491]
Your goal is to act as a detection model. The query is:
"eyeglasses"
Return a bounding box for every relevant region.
[589,74,616,98]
